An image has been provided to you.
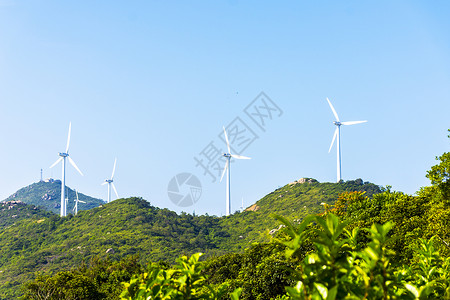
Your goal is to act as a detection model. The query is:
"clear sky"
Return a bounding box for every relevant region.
[0,1,449,216]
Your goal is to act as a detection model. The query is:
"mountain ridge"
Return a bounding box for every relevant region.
[2,180,104,214]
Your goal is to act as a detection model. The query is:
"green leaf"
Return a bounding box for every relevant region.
[404,283,419,298]
[314,283,328,299]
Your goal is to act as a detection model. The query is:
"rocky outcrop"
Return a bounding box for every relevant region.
[245,204,260,212]
[289,178,319,185]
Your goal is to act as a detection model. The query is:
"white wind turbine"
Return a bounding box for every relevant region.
[326,98,367,182]
[102,158,118,203]
[220,127,251,216]
[73,189,86,215]
[50,122,84,217]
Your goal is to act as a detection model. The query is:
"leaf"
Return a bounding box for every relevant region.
[326,285,338,300]
[314,283,328,299]
[230,287,242,300]
[404,283,419,298]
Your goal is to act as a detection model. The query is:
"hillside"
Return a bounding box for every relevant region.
[3,180,104,214]
[0,201,53,229]
[0,198,229,299]
[218,178,382,251]
[0,179,381,299]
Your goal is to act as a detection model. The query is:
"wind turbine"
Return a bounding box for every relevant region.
[326,98,367,182]
[220,127,251,216]
[102,158,118,203]
[73,189,86,215]
[50,122,84,217]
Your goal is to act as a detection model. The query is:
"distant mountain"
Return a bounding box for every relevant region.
[0,178,382,299]
[3,180,104,214]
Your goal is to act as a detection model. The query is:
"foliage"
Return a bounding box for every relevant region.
[326,189,433,263]
[425,130,450,201]
[0,201,52,229]
[0,179,381,299]
[120,253,240,300]
[0,198,233,299]
[21,255,143,300]
[277,213,450,300]
[203,242,297,300]
[219,179,381,251]
[120,213,450,300]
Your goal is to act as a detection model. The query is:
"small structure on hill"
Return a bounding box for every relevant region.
[289,178,319,185]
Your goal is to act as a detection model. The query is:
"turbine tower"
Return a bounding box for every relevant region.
[50,122,84,217]
[220,127,251,216]
[326,98,367,182]
[73,189,86,215]
[102,158,118,203]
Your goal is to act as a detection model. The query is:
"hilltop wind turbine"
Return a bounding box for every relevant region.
[326,98,367,182]
[73,189,86,215]
[102,158,118,203]
[220,127,251,216]
[50,122,84,217]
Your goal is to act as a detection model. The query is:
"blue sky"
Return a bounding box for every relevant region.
[0,1,449,215]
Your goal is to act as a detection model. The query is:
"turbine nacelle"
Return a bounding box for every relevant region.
[333,121,341,126]
[105,179,113,183]
[59,152,69,157]
[222,153,231,158]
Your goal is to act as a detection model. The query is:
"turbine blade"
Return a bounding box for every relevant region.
[328,128,338,153]
[66,122,72,153]
[79,200,86,203]
[111,158,117,179]
[76,189,79,201]
[220,160,229,182]
[68,156,84,176]
[112,183,119,198]
[223,126,231,153]
[50,157,63,168]
[341,120,367,126]
[101,181,108,185]
[230,154,251,160]
[326,98,340,122]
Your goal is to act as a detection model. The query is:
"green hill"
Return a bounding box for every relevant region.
[3,180,104,214]
[0,179,381,299]
[218,178,381,251]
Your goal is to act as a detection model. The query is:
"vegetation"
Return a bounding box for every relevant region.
[21,255,143,300]
[120,253,242,300]
[218,178,381,251]
[0,179,379,299]
[116,212,450,299]
[0,201,52,229]
[276,213,450,299]
[3,131,449,299]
